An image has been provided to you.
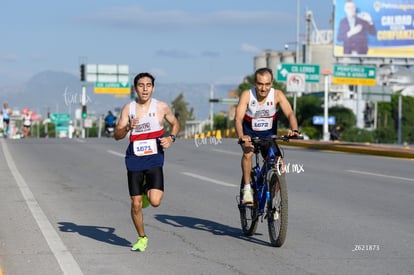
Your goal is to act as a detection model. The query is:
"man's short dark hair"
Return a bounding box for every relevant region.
[254,67,274,83]
[134,72,155,87]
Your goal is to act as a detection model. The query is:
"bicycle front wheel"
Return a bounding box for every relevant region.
[238,177,259,236]
[267,172,288,247]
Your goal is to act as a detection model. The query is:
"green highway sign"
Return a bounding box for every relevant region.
[95,82,129,88]
[50,113,70,123]
[276,63,320,83]
[332,65,377,86]
[94,82,130,94]
[50,113,70,134]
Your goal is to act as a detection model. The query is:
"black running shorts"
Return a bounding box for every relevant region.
[127,166,164,196]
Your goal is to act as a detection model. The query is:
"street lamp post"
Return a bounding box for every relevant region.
[322,69,331,141]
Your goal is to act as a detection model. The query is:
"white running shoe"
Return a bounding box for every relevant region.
[242,188,253,205]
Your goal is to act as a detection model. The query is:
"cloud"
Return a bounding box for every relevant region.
[75,6,289,30]
[214,74,246,85]
[201,51,220,58]
[155,49,193,59]
[147,68,168,78]
[0,53,17,62]
[240,43,261,55]
[155,49,220,59]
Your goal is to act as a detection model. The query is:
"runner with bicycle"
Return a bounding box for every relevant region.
[234,68,300,205]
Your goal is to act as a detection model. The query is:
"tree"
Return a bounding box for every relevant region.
[328,105,356,130]
[341,127,375,143]
[286,95,323,139]
[293,95,323,127]
[377,100,393,130]
[277,95,323,135]
[374,94,414,143]
[170,93,194,134]
[213,113,227,131]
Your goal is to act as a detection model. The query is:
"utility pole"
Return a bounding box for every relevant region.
[293,0,300,115]
[296,0,300,63]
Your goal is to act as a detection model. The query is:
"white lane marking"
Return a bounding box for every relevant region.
[347,169,414,182]
[181,172,237,187]
[1,139,83,275]
[109,148,237,187]
[107,150,124,157]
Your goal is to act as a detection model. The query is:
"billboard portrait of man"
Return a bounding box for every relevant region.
[336,0,377,56]
[334,0,414,58]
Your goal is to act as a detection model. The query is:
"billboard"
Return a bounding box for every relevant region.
[334,0,414,58]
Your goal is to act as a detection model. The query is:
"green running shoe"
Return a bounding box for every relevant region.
[142,193,150,209]
[131,236,148,251]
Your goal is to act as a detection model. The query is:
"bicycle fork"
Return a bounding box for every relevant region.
[264,168,279,220]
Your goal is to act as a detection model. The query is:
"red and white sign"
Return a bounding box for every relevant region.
[287,73,306,92]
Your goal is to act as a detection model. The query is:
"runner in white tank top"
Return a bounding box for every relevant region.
[113,72,180,252]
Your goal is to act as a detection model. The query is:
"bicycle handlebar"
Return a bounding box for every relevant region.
[238,134,304,144]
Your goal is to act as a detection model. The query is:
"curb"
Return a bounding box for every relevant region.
[286,140,414,159]
[184,129,414,159]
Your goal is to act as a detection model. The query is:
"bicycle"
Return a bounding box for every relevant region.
[237,134,299,247]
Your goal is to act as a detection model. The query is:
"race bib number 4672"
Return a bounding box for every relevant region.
[252,117,272,131]
[133,139,158,156]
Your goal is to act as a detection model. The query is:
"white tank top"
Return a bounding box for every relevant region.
[129,99,164,142]
[2,108,10,119]
[23,113,32,126]
[245,88,277,119]
[242,88,279,137]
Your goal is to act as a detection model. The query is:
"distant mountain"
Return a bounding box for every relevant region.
[0,71,238,120]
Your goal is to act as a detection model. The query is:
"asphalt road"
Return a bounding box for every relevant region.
[0,137,413,275]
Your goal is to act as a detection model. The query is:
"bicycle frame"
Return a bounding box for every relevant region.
[250,138,284,217]
[238,134,301,246]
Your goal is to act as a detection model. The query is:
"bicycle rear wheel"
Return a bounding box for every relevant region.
[238,177,259,236]
[267,172,288,247]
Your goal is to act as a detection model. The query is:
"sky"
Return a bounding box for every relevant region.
[0,0,333,86]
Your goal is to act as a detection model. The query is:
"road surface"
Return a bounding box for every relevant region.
[0,137,413,274]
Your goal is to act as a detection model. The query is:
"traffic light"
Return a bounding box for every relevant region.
[209,98,220,103]
[80,64,86,81]
[81,105,87,118]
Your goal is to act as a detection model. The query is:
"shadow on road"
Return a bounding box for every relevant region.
[58,222,131,247]
[154,214,270,246]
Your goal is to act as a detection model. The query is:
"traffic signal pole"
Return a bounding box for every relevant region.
[80,63,87,138]
[81,85,86,138]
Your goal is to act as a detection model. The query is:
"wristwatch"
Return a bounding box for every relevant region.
[169,134,176,142]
